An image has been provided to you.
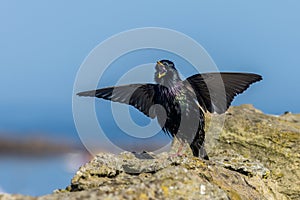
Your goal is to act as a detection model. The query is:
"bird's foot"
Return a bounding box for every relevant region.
[168,152,187,158]
[168,144,188,158]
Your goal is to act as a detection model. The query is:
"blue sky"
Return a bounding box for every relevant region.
[1,0,300,196]
[1,1,300,137]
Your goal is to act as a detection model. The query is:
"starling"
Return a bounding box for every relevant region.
[77,60,262,160]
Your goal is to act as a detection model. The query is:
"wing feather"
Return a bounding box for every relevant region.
[77,84,161,118]
[185,73,262,113]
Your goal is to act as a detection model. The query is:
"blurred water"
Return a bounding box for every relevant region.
[0,154,87,196]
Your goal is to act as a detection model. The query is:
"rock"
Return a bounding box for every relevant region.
[1,105,299,200]
[53,150,285,200]
[207,104,300,199]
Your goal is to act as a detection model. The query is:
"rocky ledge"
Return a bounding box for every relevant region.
[1,105,299,200]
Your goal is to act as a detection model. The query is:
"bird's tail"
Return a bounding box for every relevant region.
[190,130,209,160]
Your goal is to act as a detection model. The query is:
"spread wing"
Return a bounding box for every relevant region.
[77,84,162,118]
[185,73,262,114]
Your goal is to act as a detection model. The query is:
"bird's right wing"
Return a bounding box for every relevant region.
[77,84,162,118]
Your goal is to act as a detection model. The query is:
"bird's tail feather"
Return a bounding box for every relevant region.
[190,130,209,160]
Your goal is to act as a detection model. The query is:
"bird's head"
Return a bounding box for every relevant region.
[155,60,181,85]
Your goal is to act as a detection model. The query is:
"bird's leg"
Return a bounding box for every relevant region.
[170,142,185,157]
[169,136,193,157]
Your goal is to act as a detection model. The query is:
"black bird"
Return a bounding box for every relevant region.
[77,60,262,160]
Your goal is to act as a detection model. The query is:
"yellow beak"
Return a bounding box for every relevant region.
[158,72,166,78]
[157,61,166,78]
[157,61,163,66]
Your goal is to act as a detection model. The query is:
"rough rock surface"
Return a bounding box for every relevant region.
[1,105,299,200]
[207,105,299,199]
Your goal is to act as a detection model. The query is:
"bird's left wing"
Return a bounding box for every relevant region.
[184,73,262,114]
[77,84,161,118]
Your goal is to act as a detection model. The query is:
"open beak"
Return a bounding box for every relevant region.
[158,72,166,79]
[156,61,166,78]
